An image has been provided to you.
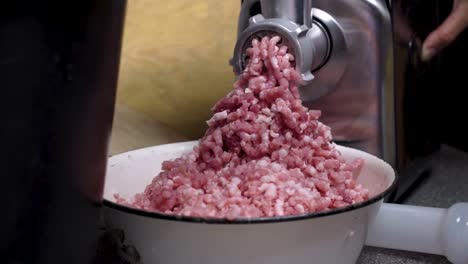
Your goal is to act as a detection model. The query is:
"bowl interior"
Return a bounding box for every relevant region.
[104,140,395,208]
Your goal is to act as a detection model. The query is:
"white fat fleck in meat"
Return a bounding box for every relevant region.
[275,199,285,216]
[305,166,317,177]
[259,183,277,199]
[278,148,288,159]
[270,130,280,138]
[231,177,241,186]
[300,123,307,131]
[271,163,283,172]
[260,175,275,182]
[295,204,305,214]
[271,104,278,112]
[255,115,272,124]
[271,57,279,69]
[257,159,269,168]
[261,108,272,116]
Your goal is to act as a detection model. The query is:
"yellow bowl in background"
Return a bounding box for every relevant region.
[116,0,240,139]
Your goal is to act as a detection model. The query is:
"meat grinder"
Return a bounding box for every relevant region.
[231,0,435,202]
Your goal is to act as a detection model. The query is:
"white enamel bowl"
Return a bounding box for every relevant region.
[102,141,468,264]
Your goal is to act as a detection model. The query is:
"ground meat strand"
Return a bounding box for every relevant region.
[115,35,369,219]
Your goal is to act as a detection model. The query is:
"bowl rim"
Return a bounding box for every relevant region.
[103,141,399,225]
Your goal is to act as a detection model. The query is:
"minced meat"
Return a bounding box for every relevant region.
[115,35,369,219]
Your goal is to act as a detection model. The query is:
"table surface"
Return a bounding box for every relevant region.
[109,104,468,264]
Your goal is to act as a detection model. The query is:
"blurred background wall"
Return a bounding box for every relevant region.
[110,0,240,154]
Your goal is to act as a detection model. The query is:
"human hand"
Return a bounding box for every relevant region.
[421,0,468,61]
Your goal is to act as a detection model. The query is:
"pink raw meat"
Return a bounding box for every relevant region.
[115,35,369,220]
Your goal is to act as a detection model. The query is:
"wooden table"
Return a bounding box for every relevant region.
[109,103,188,156]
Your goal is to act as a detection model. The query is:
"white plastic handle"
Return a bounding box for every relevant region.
[365,202,468,264]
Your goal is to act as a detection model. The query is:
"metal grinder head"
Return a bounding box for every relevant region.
[230,0,347,101]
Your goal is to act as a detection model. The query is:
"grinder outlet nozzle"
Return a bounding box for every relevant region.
[231,7,348,101]
[230,14,327,86]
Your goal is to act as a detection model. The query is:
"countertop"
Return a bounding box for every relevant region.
[109,104,188,156]
[109,104,468,263]
[357,144,468,264]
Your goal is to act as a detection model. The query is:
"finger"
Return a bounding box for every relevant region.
[453,0,462,12]
[421,3,468,61]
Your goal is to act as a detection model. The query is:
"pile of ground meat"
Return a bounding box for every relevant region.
[115,35,369,219]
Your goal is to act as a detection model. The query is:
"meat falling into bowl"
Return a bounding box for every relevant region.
[114,35,370,220]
